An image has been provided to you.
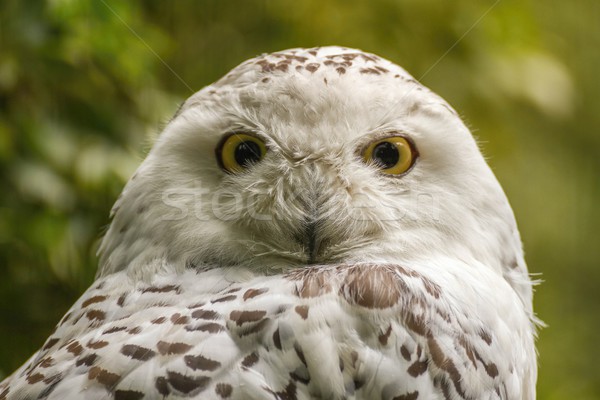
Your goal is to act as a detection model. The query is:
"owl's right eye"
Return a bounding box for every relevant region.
[362,135,418,176]
[216,132,267,173]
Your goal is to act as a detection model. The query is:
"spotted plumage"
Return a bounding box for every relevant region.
[0,47,538,399]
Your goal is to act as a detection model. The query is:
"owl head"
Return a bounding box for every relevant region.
[98,47,530,306]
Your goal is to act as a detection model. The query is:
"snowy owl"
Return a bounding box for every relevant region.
[0,47,538,400]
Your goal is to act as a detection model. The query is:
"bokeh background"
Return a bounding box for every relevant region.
[0,1,598,398]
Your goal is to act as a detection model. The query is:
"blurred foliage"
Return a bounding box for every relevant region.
[0,0,598,398]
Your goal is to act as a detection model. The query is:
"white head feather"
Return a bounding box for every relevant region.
[98,46,532,311]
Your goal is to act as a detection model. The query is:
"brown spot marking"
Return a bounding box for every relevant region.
[422,277,442,298]
[393,391,419,400]
[273,328,282,350]
[308,50,318,56]
[458,336,477,367]
[87,339,109,349]
[184,354,221,371]
[155,377,169,396]
[82,295,108,308]
[340,266,402,309]
[284,54,308,63]
[400,345,411,361]
[186,323,225,333]
[359,53,379,62]
[241,352,259,368]
[485,362,499,378]
[243,287,269,301]
[215,382,233,398]
[26,373,45,384]
[127,326,142,335]
[42,338,59,351]
[192,309,219,320]
[75,354,98,367]
[436,308,452,323]
[211,295,237,303]
[439,379,452,400]
[230,310,267,326]
[479,330,493,345]
[38,374,62,399]
[407,360,428,377]
[360,67,381,75]
[121,344,156,361]
[256,60,277,73]
[305,63,320,73]
[157,341,193,355]
[66,341,83,356]
[266,381,297,400]
[286,268,333,298]
[275,61,290,72]
[117,293,127,307]
[187,302,205,309]
[341,54,358,61]
[167,371,210,394]
[405,312,428,336]
[294,305,309,320]
[428,336,465,398]
[86,309,106,321]
[394,265,423,279]
[240,318,270,336]
[336,67,346,74]
[88,366,120,389]
[95,281,105,290]
[375,66,390,73]
[103,326,127,334]
[39,357,54,368]
[142,284,180,294]
[379,325,392,345]
[467,334,499,378]
[151,317,167,324]
[261,77,270,83]
[114,390,144,400]
[171,313,190,325]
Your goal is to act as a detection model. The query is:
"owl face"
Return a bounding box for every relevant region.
[99,47,524,289]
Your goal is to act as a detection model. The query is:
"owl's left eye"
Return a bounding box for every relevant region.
[216,133,268,173]
[362,135,417,176]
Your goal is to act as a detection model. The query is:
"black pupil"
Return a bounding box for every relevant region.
[234,140,262,167]
[372,141,400,168]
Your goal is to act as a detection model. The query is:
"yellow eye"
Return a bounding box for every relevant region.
[216,133,267,173]
[362,135,417,175]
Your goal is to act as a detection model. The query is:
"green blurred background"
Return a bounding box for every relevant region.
[0,1,598,398]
